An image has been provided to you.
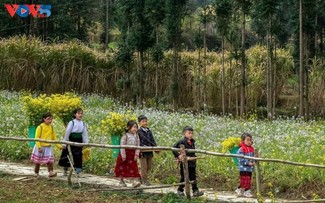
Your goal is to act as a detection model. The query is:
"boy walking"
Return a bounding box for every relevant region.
[173,126,204,197]
[138,115,157,186]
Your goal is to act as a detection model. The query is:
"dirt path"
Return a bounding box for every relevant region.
[0,161,279,202]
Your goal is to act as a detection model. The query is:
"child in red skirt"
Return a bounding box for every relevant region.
[114,120,141,187]
[236,133,255,197]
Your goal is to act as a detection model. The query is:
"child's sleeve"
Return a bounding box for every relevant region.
[237,148,249,166]
[35,126,42,148]
[150,130,157,146]
[120,135,127,159]
[172,141,181,158]
[135,135,140,158]
[82,123,89,144]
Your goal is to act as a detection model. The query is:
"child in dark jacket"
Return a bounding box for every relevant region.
[137,115,157,186]
[172,126,204,197]
[236,133,255,198]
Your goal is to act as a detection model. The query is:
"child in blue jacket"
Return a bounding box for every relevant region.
[236,133,255,198]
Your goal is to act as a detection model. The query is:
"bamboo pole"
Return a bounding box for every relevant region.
[255,148,262,196]
[1,136,325,169]
[180,144,191,199]
[88,181,195,192]
[67,145,81,187]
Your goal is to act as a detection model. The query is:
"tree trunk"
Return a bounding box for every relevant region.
[104,0,110,49]
[299,0,304,117]
[197,47,201,111]
[155,25,159,103]
[228,60,232,114]
[315,11,318,53]
[266,29,270,118]
[235,58,239,117]
[305,60,309,119]
[273,41,277,116]
[267,15,273,119]
[172,43,179,110]
[139,50,145,106]
[221,37,225,115]
[203,22,207,111]
[240,10,246,117]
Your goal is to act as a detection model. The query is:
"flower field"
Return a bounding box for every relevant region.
[0,91,325,198]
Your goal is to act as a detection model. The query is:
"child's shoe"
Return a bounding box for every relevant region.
[243,190,253,198]
[235,188,243,196]
[143,181,151,186]
[132,181,141,188]
[177,190,185,196]
[48,171,57,177]
[192,190,204,197]
[77,172,85,178]
[119,180,127,187]
[63,170,68,177]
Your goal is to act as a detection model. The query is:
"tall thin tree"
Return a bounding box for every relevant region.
[299,0,304,117]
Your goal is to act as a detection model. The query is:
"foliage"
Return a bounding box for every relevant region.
[22,93,82,126]
[221,137,241,153]
[100,111,137,136]
[22,94,51,126]
[0,36,305,115]
[82,147,91,162]
[2,91,325,198]
[49,93,83,125]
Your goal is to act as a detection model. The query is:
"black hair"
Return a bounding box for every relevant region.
[41,112,53,123]
[183,126,194,133]
[72,107,83,119]
[138,115,147,122]
[126,120,138,133]
[241,133,252,141]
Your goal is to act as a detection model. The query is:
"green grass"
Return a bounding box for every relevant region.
[0,91,325,199]
[0,173,211,203]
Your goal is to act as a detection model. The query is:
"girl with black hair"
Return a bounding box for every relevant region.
[235,133,255,198]
[58,108,89,177]
[31,112,62,177]
[114,120,141,188]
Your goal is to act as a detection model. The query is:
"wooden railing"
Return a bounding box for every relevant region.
[0,136,324,202]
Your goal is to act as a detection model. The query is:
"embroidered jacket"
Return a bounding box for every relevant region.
[237,142,255,172]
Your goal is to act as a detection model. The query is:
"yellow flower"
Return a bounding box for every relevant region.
[100,111,137,136]
[82,147,91,162]
[221,137,241,153]
[22,92,82,125]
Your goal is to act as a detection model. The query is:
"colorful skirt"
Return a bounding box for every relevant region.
[114,149,140,178]
[30,146,54,164]
[58,134,83,168]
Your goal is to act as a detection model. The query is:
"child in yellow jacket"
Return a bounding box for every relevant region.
[30,112,62,177]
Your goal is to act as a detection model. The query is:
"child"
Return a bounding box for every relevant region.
[58,108,89,177]
[30,112,62,177]
[172,126,204,197]
[235,133,255,198]
[137,115,157,186]
[114,120,141,188]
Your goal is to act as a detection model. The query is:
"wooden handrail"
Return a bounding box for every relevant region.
[0,136,325,169]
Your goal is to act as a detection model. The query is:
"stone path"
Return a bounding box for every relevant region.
[0,161,280,202]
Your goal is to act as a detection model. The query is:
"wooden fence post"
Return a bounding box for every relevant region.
[255,148,262,196]
[67,145,81,187]
[180,144,191,199]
